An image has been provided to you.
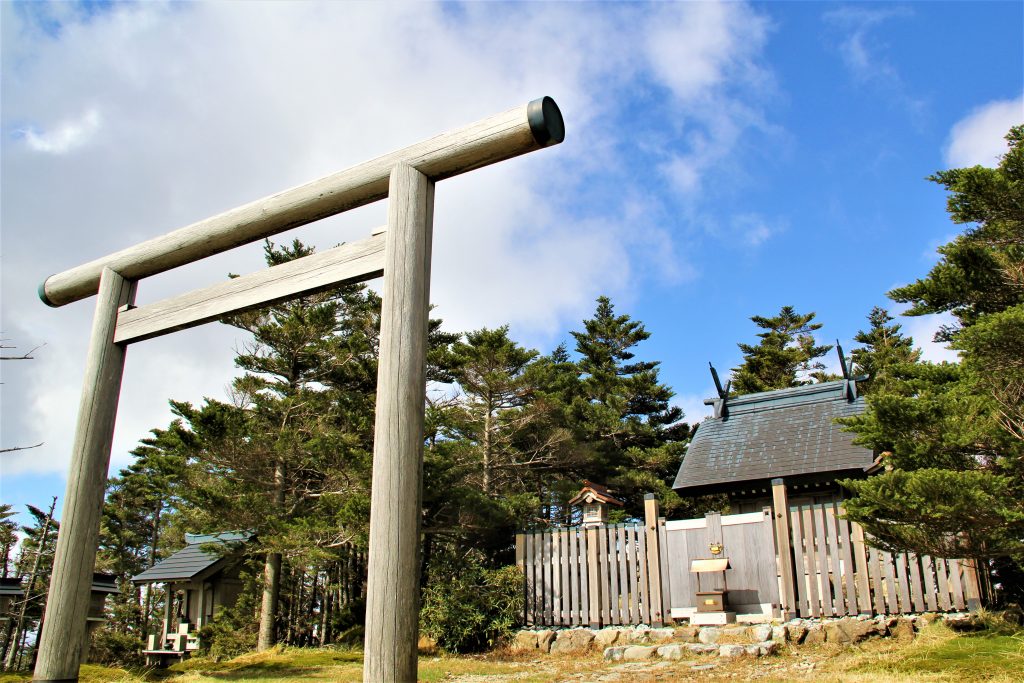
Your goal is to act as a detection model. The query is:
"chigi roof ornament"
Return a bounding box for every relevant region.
[836,341,869,401]
[704,363,731,419]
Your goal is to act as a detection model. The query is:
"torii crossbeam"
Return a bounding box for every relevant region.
[33,97,565,683]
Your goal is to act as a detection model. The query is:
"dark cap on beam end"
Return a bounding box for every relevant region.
[38,278,58,307]
[527,96,565,147]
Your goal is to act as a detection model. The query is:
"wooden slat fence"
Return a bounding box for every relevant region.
[515,499,983,627]
[787,503,977,618]
[516,524,665,627]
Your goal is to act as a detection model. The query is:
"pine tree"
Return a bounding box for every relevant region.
[731,305,832,394]
[850,307,921,395]
[567,297,688,517]
[842,128,1024,600]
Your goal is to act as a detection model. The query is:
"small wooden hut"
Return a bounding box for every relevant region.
[132,532,250,666]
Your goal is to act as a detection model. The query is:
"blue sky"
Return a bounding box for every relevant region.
[2,1,1022,530]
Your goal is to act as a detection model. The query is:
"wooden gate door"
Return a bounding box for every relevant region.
[663,509,780,620]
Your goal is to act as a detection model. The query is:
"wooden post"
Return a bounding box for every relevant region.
[586,527,601,628]
[33,268,135,683]
[161,584,172,646]
[770,479,796,620]
[643,495,664,627]
[362,162,434,683]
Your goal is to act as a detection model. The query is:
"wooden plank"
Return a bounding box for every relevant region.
[895,553,912,614]
[115,234,386,344]
[598,526,611,626]
[850,522,873,614]
[33,268,136,682]
[935,557,952,611]
[881,551,899,614]
[569,528,579,626]
[908,553,926,613]
[544,531,554,624]
[563,529,573,625]
[771,480,797,619]
[607,526,621,625]
[813,505,834,616]
[836,506,858,616]
[921,555,939,612]
[535,532,544,625]
[552,530,563,625]
[516,534,528,626]
[616,525,629,624]
[625,525,638,624]
[363,163,434,683]
[643,495,665,627]
[961,559,983,612]
[800,506,821,617]
[824,504,845,614]
[947,559,966,611]
[657,518,672,622]
[636,521,650,625]
[41,97,565,308]
[790,505,809,617]
[579,529,590,626]
[868,546,886,615]
[586,527,600,628]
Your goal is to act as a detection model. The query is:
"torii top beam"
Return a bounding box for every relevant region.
[39,97,564,308]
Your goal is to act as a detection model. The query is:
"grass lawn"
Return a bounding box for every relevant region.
[1,621,1020,682]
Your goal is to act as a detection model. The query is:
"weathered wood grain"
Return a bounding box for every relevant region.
[835,505,857,616]
[34,268,136,682]
[850,522,873,614]
[362,163,433,683]
[41,97,564,308]
[115,233,385,344]
[771,480,797,618]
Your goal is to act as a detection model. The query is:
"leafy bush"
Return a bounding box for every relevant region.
[87,626,142,667]
[420,559,523,653]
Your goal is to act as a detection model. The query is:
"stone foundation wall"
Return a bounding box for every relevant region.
[512,613,971,661]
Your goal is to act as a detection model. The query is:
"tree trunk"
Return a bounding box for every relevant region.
[483,404,492,496]
[3,497,55,672]
[257,459,286,651]
[143,501,162,637]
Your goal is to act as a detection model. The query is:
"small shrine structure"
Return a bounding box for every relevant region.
[131,532,251,666]
[673,347,875,511]
[567,481,624,527]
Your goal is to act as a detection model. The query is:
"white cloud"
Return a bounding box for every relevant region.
[822,6,925,119]
[1,2,773,477]
[823,6,910,83]
[944,95,1024,168]
[20,107,101,154]
[902,312,959,364]
[645,3,774,200]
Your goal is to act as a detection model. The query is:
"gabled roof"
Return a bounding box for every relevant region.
[132,532,251,585]
[568,481,624,507]
[0,577,23,597]
[673,380,872,495]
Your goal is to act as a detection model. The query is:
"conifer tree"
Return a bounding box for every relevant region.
[850,306,921,395]
[842,127,1024,599]
[731,306,832,394]
[567,297,688,517]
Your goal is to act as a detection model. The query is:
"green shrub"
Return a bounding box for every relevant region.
[420,560,523,653]
[87,626,142,667]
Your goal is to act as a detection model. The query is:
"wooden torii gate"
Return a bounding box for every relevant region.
[33,97,565,683]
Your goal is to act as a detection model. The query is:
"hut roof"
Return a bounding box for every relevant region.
[132,531,251,585]
[672,380,872,496]
[567,481,624,507]
[0,577,23,598]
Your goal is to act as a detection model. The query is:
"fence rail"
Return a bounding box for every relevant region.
[516,494,983,627]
